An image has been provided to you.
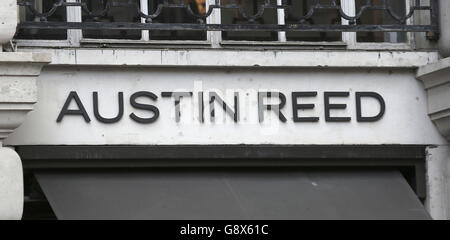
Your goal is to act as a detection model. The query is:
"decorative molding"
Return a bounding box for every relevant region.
[16,48,439,68]
[417,57,450,140]
[0,52,51,142]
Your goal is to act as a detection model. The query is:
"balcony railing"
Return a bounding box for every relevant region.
[16,0,440,42]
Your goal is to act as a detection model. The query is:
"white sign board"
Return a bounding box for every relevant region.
[5,67,446,145]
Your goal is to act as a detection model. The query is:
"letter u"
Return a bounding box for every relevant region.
[93,92,124,123]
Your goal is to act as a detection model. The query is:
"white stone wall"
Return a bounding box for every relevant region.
[5,67,447,146]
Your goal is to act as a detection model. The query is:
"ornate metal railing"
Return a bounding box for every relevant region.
[17,0,439,34]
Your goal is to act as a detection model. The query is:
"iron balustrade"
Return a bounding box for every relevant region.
[16,0,440,36]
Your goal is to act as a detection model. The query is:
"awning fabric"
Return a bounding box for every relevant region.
[35,170,431,220]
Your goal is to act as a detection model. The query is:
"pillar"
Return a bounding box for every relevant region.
[0,0,51,219]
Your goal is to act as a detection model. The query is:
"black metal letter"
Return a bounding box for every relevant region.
[198,92,204,123]
[292,92,319,122]
[161,92,193,123]
[356,92,386,122]
[258,92,287,123]
[56,91,91,123]
[129,91,160,124]
[93,92,124,124]
[209,92,239,122]
[324,92,351,122]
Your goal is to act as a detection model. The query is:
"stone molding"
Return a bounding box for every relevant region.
[417,57,450,140]
[0,52,51,142]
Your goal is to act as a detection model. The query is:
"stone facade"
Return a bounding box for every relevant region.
[0,0,449,220]
[0,1,50,219]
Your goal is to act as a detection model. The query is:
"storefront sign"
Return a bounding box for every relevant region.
[4,67,445,145]
[56,91,385,124]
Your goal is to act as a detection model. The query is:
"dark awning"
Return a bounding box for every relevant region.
[35,170,431,220]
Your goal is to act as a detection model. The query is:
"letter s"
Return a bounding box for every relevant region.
[129,91,160,123]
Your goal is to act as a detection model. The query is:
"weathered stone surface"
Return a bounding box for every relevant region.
[0,147,23,220]
[0,52,51,142]
[0,51,51,219]
[418,57,450,140]
[0,0,17,45]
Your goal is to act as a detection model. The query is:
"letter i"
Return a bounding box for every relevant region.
[198,92,204,123]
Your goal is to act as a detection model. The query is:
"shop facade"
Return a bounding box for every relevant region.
[0,0,449,220]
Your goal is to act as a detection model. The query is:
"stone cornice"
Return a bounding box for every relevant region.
[0,52,52,79]
[0,52,51,142]
[16,48,439,68]
[0,52,53,64]
[417,57,450,140]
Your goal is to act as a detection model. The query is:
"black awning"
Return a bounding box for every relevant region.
[35,170,431,220]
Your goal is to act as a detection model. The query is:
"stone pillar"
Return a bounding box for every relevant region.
[0,53,51,219]
[0,0,17,51]
[425,146,449,219]
[439,0,450,58]
[0,0,51,219]
[0,147,23,219]
[418,1,450,215]
[418,59,450,220]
